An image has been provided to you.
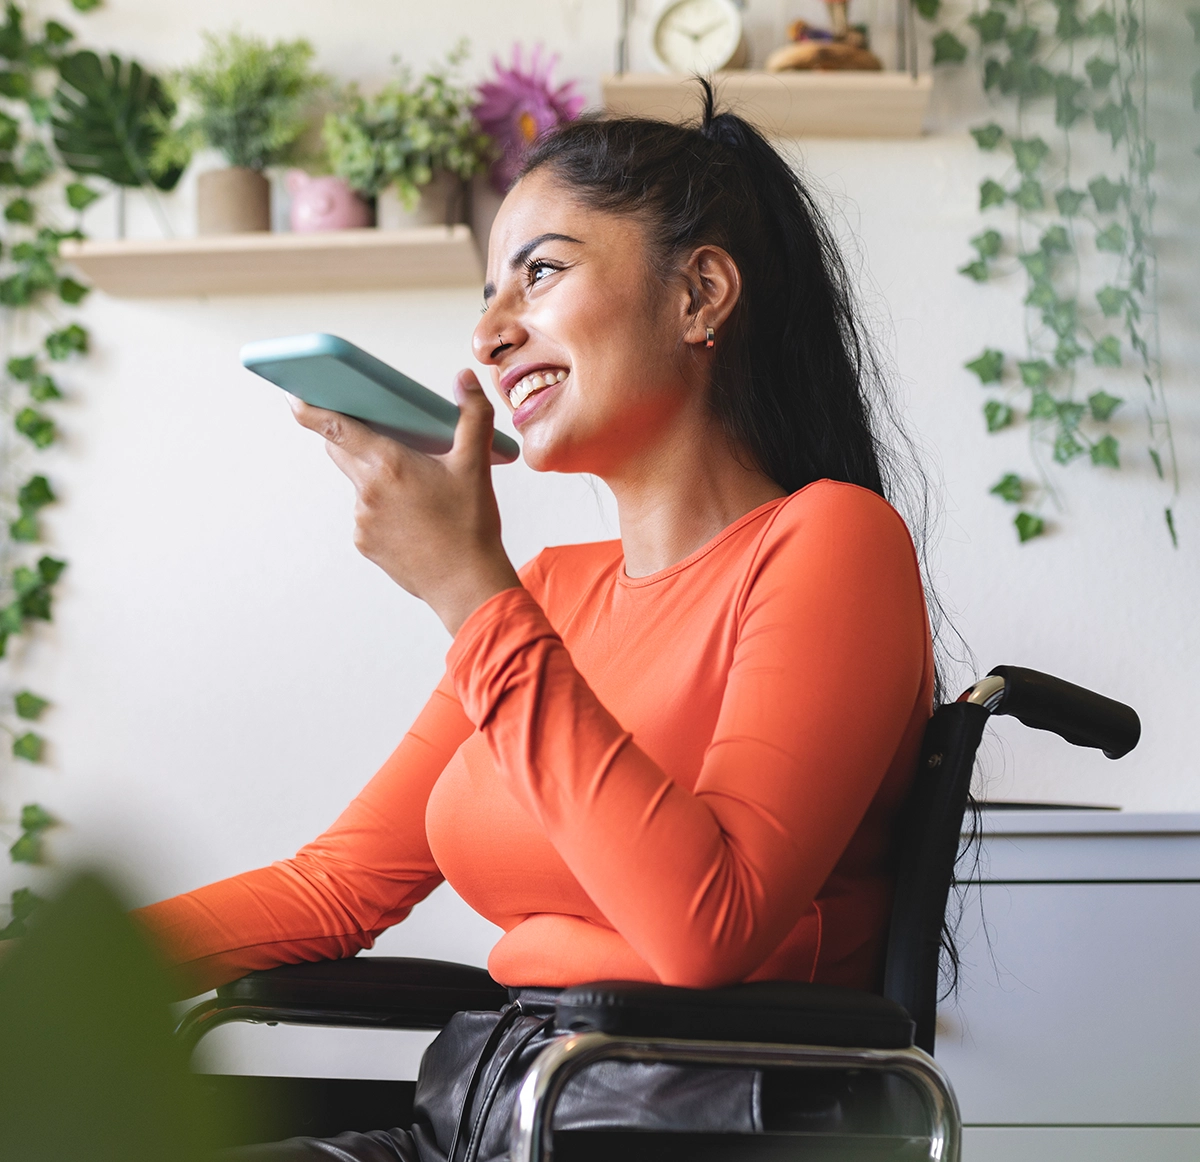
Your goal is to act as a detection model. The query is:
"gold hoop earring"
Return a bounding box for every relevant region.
[705,326,715,349]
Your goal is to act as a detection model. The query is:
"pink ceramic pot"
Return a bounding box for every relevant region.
[286,171,372,232]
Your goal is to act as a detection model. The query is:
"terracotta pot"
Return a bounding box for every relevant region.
[376,171,466,230]
[286,171,373,233]
[196,167,271,234]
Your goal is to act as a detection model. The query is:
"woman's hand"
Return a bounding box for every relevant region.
[289,369,521,636]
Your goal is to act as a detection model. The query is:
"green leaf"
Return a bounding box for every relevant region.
[1013,179,1044,211]
[1019,250,1050,280]
[1086,9,1116,37]
[980,179,1007,209]
[0,273,34,307]
[990,473,1024,503]
[0,70,30,98]
[20,803,55,833]
[1025,280,1058,310]
[38,555,67,584]
[932,31,968,65]
[1007,24,1039,56]
[1040,225,1071,255]
[971,229,1003,258]
[12,731,44,762]
[0,109,16,149]
[45,323,89,360]
[14,408,56,448]
[1044,298,1078,338]
[1095,223,1126,254]
[958,260,990,282]
[18,474,55,513]
[968,9,1008,43]
[29,374,62,402]
[13,565,41,595]
[966,348,1004,384]
[58,277,89,304]
[1085,55,1118,88]
[984,57,1007,92]
[1054,73,1087,127]
[1090,434,1120,468]
[0,600,24,634]
[1055,2,1085,40]
[51,50,184,191]
[44,19,75,47]
[21,585,53,621]
[9,514,39,542]
[1029,390,1058,419]
[1019,360,1051,388]
[1166,507,1178,548]
[0,886,43,939]
[4,196,33,223]
[1088,390,1123,421]
[1054,336,1086,366]
[984,399,1014,432]
[1057,401,1086,430]
[1088,175,1127,212]
[1093,336,1121,367]
[1149,447,1164,480]
[7,354,37,381]
[1015,511,1045,542]
[9,831,43,863]
[1053,429,1086,464]
[1096,285,1127,317]
[971,123,1004,150]
[1055,187,1087,216]
[15,690,49,720]
[913,0,940,19]
[1011,136,1050,174]
[1093,101,1126,145]
[64,180,100,210]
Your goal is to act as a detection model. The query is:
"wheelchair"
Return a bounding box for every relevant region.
[177,666,1140,1162]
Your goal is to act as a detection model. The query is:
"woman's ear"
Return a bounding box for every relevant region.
[678,245,742,348]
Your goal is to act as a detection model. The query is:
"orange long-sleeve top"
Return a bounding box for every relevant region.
[137,481,934,998]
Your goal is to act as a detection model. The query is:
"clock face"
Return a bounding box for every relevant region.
[653,0,744,74]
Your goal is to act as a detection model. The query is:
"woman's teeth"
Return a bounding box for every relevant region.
[509,369,567,410]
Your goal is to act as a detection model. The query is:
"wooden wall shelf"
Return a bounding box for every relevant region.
[59,225,483,298]
[602,71,932,139]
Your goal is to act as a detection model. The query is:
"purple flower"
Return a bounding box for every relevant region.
[473,44,585,193]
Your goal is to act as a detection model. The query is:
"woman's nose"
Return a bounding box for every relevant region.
[472,298,526,366]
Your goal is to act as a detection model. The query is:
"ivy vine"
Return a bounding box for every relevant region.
[919,0,1177,544]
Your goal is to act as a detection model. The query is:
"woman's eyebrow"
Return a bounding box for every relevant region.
[483,232,583,301]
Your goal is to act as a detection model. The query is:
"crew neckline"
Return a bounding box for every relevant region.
[617,494,790,588]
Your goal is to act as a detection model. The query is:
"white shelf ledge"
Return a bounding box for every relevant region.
[59,225,483,298]
[602,71,933,139]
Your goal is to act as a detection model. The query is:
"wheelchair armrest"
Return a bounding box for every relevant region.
[554,980,915,1050]
[214,956,509,1029]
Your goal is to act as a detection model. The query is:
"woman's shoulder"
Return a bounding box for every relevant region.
[517,539,624,602]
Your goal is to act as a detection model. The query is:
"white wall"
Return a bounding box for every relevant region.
[3,0,1197,1072]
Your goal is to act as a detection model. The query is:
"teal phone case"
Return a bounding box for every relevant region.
[239,332,520,464]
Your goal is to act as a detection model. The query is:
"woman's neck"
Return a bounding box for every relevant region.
[604,428,787,579]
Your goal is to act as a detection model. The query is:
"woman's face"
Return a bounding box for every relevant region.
[473,168,700,478]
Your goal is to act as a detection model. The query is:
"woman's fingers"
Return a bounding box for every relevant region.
[449,369,496,469]
[287,396,376,457]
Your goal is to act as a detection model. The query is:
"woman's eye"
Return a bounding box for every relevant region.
[526,260,559,286]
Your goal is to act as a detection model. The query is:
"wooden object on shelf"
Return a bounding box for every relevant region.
[602,70,932,138]
[58,225,482,298]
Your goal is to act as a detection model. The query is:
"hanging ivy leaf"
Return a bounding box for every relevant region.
[984,58,1006,92]
[1013,179,1044,210]
[45,322,88,359]
[913,0,941,19]
[1085,56,1118,88]
[1088,175,1127,212]
[1086,9,1116,38]
[38,555,66,585]
[1019,360,1051,388]
[1043,298,1077,338]
[1029,390,1058,418]
[1012,136,1050,174]
[1149,447,1164,480]
[14,565,42,595]
[1166,508,1178,548]
[14,407,55,448]
[12,731,44,762]
[58,276,89,304]
[1088,390,1123,421]
[1055,187,1087,216]
[20,803,55,833]
[1096,286,1128,317]
[1093,336,1122,366]
[0,600,23,634]
[971,123,1005,150]
[1054,336,1086,366]
[971,228,1003,258]
[1040,225,1071,254]
[17,474,55,512]
[9,831,43,863]
[1015,512,1045,542]
[1093,101,1126,144]
[990,473,1024,503]
[1095,223,1126,253]
[1058,400,1086,430]
[6,354,36,380]
[29,373,61,402]
[984,399,1014,432]
[4,195,33,223]
[966,349,1005,383]
[1054,73,1087,127]
[20,584,53,620]
[968,9,1008,43]
[9,514,38,542]
[1090,434,1120,468]
[15,690,49,720]
[1025,281,1057,310]
[932,31,968,65]
[1019,250,1050,280]
[1055,2,1085,40]
[980,179,1007,209]
[1053,429,1086,464]
[0,886,43,939]
[958,259,990,282]
[1007,25,1039,56]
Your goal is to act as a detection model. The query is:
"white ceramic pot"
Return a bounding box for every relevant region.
[376,171,466,230]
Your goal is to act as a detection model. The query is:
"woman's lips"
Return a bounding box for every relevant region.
[512,375,563,427]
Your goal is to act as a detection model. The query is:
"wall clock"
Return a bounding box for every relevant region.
[651,0,748,74]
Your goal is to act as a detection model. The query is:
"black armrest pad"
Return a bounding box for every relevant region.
[216,957,508,1028]
[556,981,914,1050]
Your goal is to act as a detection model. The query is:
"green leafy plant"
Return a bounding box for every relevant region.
[0,0,97,938]
[322,47,492,206]
[154,32,325,173]
[920,0,1177,545]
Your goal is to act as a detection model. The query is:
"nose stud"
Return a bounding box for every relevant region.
[705,326,715,349]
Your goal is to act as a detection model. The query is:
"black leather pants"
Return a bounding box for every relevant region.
[224,990,761,1162]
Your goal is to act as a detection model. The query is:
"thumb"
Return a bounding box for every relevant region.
[450,370,495,466]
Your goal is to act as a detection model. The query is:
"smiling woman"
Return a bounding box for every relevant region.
[135,83,940,1162]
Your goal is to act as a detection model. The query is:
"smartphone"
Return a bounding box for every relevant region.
[239,332,520,465]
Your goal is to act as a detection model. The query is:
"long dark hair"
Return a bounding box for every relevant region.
[519,81,962,706]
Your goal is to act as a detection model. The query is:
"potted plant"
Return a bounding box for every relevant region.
[154,32,326,234]
[322,49,492,230]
